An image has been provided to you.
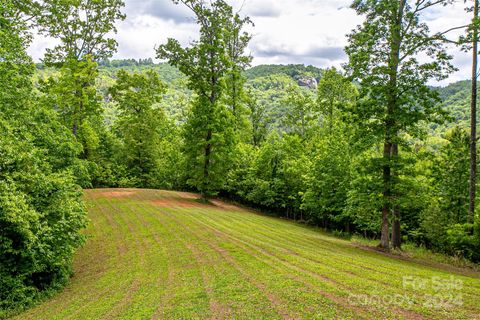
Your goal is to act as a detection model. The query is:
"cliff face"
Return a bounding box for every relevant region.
[297,76,318,89]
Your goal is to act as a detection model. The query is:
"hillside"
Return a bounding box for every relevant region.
[433,81,472,132]
[36,61,473,133]
[16,189,480,320]
[34,62,321,127]
[244,64,323,82]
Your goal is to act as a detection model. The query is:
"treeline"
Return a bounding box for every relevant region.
[245,64,323,81]
[37,58,156,69]
[2,0,480,316]
[99,58,155,67]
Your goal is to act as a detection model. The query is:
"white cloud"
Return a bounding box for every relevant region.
[113,14,199,60]
[28,0,473,85]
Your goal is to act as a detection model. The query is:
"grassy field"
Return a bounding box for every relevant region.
[16,189,480,320]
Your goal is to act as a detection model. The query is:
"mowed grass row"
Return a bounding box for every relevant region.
[16,189,480,320]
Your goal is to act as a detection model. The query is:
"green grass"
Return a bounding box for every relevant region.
[15,189,480,320]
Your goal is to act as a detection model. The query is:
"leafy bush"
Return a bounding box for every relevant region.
[0,104,87,316]
[445,224,480,262]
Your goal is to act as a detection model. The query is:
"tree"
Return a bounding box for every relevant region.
[0,0,33,114]
[156,0,251,199]
[345,0,456,249]
[282,85,316,139]
[37,0,125,64]
[109,69,170,187]
[40,56,101,139]
[468,0,479,224]
[303,71,357,231]
[435,127,471,224]
[303,127,354,230]
[420,127,479,260]
[245,74,297,132]
[37,0,125,141]
[246,89,269,147]
[316,67,358,134]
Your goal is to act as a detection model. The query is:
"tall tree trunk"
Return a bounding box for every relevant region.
[202,129,213,200]
[72,121,78,137]
[380,0,405,250]
[203,44,217,201]
[391,143,401,249]
[380,141,392,249]
[469,0,479,224]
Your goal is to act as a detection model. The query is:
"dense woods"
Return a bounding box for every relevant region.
[2,0,480,316]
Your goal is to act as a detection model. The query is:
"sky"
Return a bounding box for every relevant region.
[29,0,473,85]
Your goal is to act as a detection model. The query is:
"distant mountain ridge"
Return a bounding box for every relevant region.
[37,60,324,84]
[36,59,473,133]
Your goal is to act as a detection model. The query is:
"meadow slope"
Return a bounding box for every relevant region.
[16,189,480,320]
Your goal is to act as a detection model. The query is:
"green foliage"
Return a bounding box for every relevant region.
[245,91,269,146]
[157,0,251,198]
[316,67,358,132]
[90,129,132,187]
[0,3,86,315]
[244,64,323,81]
[345,1,455,140]
[431,80,474,133]
[182,96,236,196]
[282,86,317,139]
[445,224,480,261]
[226,133,309,219]
[109,69,166,112]
[40,57,101,135]
[30,58,480,263]
[345,0,457,249]
[5,3,480,317]
[246,74,299,132]
[303,127,354,228]
[345,149,383,236]
[0,93,86,318]
[38,0,125,63]
[434,127,471,223]
[39,57,103,188]
[223,8,253,141]
[109,69,182,188]
[418,127,480,261]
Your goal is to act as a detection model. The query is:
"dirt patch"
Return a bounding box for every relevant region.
[98,191,137,198]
